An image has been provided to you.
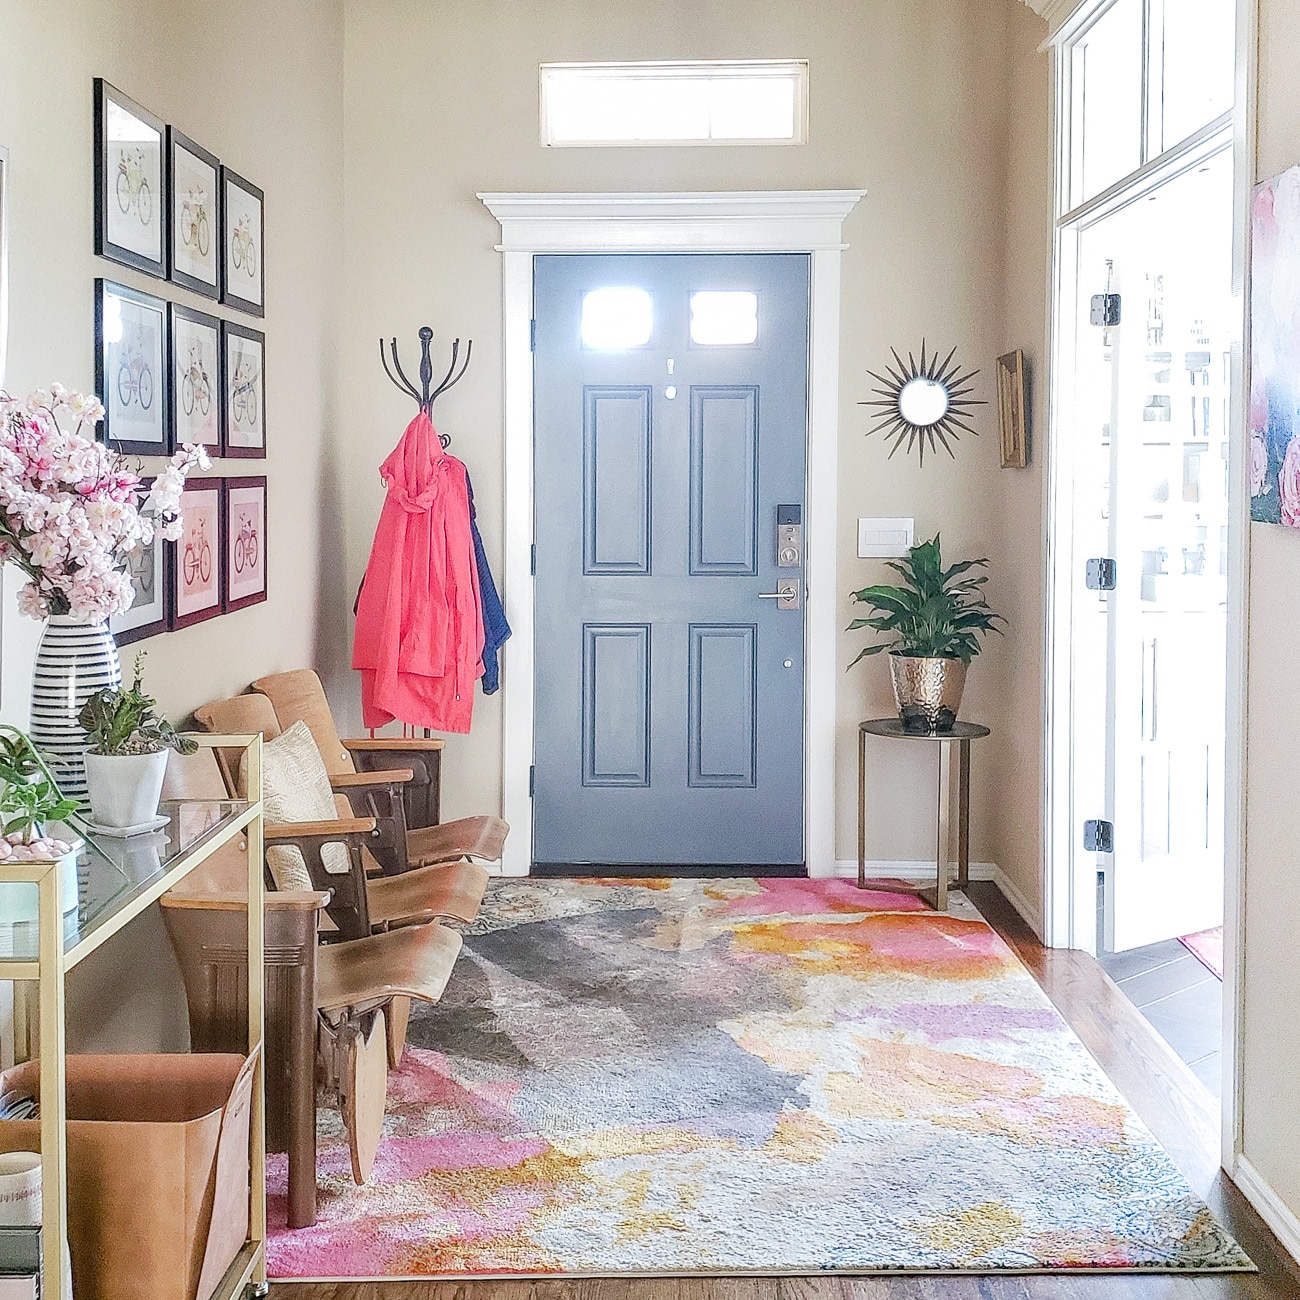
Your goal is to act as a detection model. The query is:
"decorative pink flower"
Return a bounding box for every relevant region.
[0,387,208,623]
[1280,435,1300,528]
[1251,430,1271,497]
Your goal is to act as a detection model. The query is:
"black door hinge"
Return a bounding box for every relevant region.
[529,765,535,797]
[530,543,536,575]
[1085,557,1118,591]
[1090,293,1121,327]
[530,319,537,351]
[1084,819,1114,854]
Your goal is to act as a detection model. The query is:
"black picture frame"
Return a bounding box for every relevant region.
[95,278,171,456]
[219,167,264,317]
[222,476,268,612]
[221,320,266,458]
[167,128,220,299]
[168,303,222,456]
[170,478,224,629]
[112,476,173,645]
[94,79,167,278]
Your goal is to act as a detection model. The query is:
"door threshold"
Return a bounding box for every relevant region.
[530,863,808,879]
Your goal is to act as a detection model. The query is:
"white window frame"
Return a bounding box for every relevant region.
[539,61,809,148]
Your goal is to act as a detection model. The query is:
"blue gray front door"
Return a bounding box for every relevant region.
[532,253,809,869]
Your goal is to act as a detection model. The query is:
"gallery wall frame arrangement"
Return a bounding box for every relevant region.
[112,475,173,645]
[223,476,267,612]
[167,128,220,299]
[171,478,224,629]
[169,302,221,455]
[94,79,167,278]
[95,278,170,456]
[221,321,266,457]
[996,349,1029,469]
[220,168,264,317]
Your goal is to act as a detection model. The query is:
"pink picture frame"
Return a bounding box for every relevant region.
[223,476,267,611]
[171,479,223,628]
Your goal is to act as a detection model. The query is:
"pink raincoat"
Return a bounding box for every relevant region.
[352,412,484,733]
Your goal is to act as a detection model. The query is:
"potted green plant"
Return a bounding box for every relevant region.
[78,654,197,831]
[848,534,1004,733]
[0,725,84,916]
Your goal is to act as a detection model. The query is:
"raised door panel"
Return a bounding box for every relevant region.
[582,624,651,786]
[584,386,651,575]
[689,386,758,576]
[688,624,757,788]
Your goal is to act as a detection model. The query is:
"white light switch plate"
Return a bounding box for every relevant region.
[857,517,915,559]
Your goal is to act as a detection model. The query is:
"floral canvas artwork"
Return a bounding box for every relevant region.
[1250,166,1300,526]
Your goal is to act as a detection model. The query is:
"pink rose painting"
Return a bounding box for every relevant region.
[1251,166,1300,526]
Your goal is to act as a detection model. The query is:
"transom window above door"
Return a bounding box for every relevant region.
[541,61,808,147]
[1064,0,1234,212]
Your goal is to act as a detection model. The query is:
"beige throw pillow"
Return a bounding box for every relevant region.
[247,720,351,890]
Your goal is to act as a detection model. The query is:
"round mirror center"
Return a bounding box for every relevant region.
[898,377,950,427]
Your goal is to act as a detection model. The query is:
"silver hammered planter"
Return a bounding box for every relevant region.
[889,653,967,733]
[29,616,122,802]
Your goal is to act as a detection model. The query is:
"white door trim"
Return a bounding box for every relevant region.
[479,190,865,877]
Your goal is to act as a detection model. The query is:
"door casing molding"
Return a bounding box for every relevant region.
[479,190,865,876]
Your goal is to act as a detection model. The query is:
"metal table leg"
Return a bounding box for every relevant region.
[958,737,972,892]
[857,726,867,889]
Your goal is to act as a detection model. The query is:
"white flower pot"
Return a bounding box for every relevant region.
[0,847,81,924]
[84,749,169,829]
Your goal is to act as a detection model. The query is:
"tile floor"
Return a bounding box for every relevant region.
[1099,937,1223,1097]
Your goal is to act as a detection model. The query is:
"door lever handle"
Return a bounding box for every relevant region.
[757,581,801,610]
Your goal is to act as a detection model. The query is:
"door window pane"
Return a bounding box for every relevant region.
[581,287,653,350]
[1070,0,1144,207]
[689,291,758,346]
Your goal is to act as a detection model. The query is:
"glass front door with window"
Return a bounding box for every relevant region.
[1053,0,1237,956]
[1068,150,1234,952]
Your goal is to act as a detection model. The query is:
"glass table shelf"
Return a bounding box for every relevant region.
[0,800,251,968]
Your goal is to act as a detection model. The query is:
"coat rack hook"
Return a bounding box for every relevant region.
[378,325,474,448]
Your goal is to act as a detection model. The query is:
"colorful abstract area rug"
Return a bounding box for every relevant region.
[266,877,1252,1278]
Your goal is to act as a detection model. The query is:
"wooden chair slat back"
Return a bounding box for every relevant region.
[252,670,356,777]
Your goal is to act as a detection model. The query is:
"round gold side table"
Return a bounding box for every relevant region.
[856,718,992,912]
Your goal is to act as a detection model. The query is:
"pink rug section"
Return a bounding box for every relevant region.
[1180,927,1224,979]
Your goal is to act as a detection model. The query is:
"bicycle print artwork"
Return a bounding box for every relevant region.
[222,170,263,313]
[98,83,163,269]
[172,308,221,447]
[170,132,220,295]
[224,478,267,609]
[173,484,222,626]
[223,324,266,455]
[101,282,167,451]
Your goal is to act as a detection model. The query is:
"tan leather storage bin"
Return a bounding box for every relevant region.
[0,1052,257,1300]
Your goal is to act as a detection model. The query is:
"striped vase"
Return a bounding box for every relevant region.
[29,616,122,802]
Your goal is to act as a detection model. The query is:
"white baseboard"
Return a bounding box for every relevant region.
[833,859,1043,938]
[1233,1156,1300,1267]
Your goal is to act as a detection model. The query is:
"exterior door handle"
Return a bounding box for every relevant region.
[757,581,801,611]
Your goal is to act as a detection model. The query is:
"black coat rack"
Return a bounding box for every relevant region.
[379,326,472,448]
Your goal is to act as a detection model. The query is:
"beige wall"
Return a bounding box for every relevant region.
[0,0,344,1049]
[1241,0,1300,1231]
[339,0,1051,901]
[0,0,345,731]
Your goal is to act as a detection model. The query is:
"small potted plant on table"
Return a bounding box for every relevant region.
[79,654,197,833]
[0,726,84,917]
[848,534,1004,733]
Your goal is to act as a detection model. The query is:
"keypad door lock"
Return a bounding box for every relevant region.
[777,504,803,568]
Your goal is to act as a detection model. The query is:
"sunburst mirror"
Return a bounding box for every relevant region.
[860,342,985,464]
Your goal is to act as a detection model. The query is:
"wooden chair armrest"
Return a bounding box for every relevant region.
[161,889,332,912]
[331,769,414,789]
[344,737,445,752]
[266,817,376,840]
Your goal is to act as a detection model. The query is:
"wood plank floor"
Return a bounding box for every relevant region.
[272,882,1300,1300]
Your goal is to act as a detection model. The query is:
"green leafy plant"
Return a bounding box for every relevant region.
[848,534,1004,668]
[0,725,80,844]
[78,653,198,757]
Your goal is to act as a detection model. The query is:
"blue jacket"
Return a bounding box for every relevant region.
[467,477,510,695]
